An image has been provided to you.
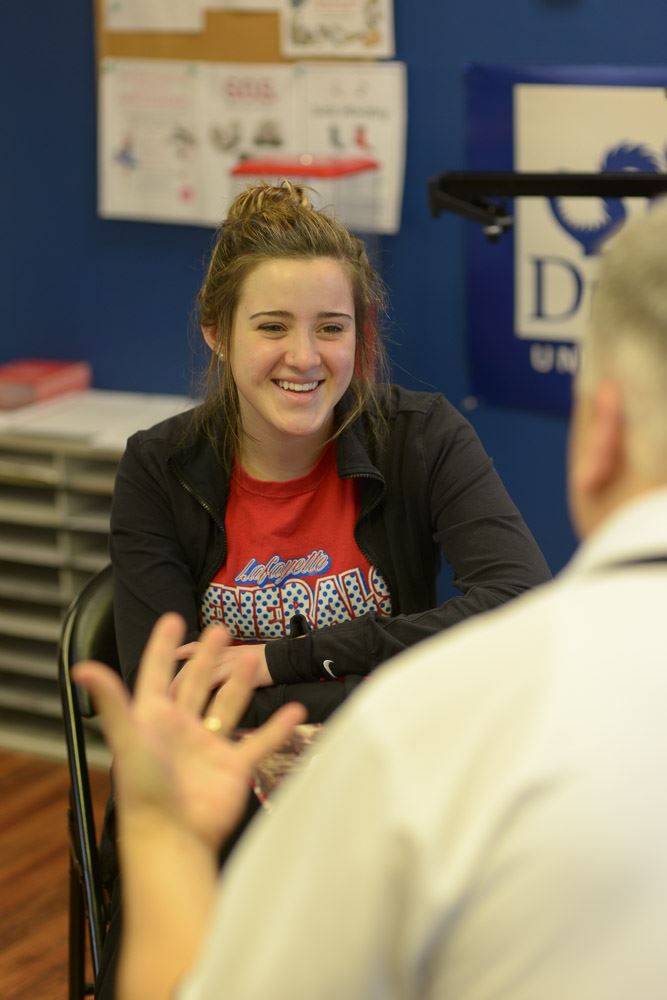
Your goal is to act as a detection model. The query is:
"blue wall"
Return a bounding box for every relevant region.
[2,1,665,573]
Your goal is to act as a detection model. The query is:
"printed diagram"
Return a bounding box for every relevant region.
[209,68,386,229]
[253,119,284,147]
[100,59,204,223]
[289,0,382,49]
[208,117,285,155]
[281,0,394,58]
[113,134,139,170]
[109,121,200,209]
[267,64,404,232]
[113,124,197,169]
[206,66,295,164]
[209,121,241,152]
[167,124,198,161]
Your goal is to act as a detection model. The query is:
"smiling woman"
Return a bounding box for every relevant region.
[97,181,551,997]
[109,176,551,723]
[194,182,388,479]
[203,256,357,480]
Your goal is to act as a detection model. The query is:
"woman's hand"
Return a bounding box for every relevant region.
[171,638,273,697]
[72,615,305,851]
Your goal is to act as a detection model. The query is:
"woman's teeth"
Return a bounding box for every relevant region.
[275,380,319,392]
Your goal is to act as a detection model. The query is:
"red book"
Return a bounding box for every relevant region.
[0,359,92,409]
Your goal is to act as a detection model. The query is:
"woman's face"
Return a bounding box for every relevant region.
[224,256,356,455]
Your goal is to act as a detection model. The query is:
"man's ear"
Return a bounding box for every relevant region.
[578,380,625,496]
[201,325,219,354]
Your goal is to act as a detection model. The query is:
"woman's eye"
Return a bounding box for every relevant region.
[259,324,285,334]
[319,325,344,336]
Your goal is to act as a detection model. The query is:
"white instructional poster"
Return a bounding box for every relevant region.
[279,0,394,59]
[98,60,207,223]
[290,61,406,233]
[201,64,299,222]
[98,58,407,233]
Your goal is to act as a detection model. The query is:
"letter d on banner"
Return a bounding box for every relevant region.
[531,255,583,321]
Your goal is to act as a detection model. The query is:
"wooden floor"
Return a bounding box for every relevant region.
[0,749,110,1000]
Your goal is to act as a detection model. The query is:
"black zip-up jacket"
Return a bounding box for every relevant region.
[110,385,551,724]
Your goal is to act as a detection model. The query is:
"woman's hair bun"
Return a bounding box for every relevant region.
[226,179,314,222]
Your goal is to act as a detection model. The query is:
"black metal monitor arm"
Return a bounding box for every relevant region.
[428,172,667,241]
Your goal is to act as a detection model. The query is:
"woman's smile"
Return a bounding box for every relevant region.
[273,379,323,394]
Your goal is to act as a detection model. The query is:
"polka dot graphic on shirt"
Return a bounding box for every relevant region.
[221,587,257,639]
[200,567,392,640]
[254,585,284,640]
[199,584,224,628]
[340,568,379,618]
[370,567,392,615]
[314,576,353,629]
[280,579,313,624]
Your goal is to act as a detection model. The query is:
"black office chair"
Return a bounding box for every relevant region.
[58,564,117,1000]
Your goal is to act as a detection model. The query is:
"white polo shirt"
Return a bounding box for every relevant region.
[179,487,667,1000]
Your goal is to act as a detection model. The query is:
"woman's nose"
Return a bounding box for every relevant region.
[285,331,320,368]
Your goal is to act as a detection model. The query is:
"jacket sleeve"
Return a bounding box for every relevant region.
[266,396,551,684]
[110,433,203,690]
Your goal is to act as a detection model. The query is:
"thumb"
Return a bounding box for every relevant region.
[71,661,133,753]
[238,701,308,771]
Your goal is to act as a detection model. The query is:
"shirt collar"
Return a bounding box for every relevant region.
[565,485,667,577]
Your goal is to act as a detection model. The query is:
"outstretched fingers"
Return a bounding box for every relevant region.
[175,625,231,716]
[130,613,227,716]
[236,702,308,771]
[71,660,133,755]
[133,612,187,702]
[205,656,265,736]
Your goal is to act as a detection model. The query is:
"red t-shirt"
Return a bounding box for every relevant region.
[199,445,391,642]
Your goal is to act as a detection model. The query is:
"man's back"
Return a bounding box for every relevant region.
[412,488,667,1000]
[178,487,667,1000]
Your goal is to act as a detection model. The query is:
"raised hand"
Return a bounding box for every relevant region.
[72,614,305,852]
[171,637,273,698]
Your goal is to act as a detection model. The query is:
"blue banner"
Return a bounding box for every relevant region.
[465,64,667,413]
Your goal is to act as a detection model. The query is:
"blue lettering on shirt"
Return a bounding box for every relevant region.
[201,549,391,640]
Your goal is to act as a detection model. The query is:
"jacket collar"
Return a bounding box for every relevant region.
[167,411,230,526]
[167,392,387,518]
[334,392,386,513]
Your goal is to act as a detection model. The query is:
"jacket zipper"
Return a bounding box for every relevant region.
[172,465,225,530]
[346,471,396,609]
[172,464,227,594]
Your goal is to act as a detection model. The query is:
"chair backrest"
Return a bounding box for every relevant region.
[59,564,119,717]
[58,564,118,985]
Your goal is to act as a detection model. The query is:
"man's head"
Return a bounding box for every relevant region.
[568,200,667,538]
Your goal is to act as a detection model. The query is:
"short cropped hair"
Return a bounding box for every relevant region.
[581,199,667,482]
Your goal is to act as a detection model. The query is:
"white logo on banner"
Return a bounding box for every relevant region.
[513,84,666,373]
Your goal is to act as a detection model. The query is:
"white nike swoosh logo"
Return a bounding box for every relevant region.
[322,659,336,678]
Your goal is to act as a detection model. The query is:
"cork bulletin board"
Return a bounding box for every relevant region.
[94,1,288,65]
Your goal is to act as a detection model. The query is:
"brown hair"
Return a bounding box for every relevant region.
[193,180,389,468]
